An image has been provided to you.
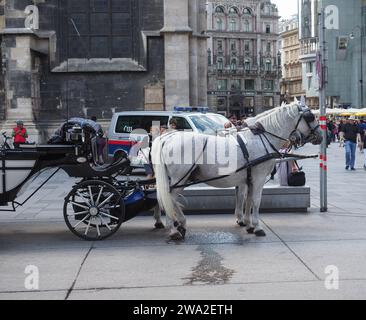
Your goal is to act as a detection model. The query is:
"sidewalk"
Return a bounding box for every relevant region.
[0,143,366,300]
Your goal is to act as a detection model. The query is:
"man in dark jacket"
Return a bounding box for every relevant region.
[339,116,362,170]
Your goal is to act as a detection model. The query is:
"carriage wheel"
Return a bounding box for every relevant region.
[64,180,125,241]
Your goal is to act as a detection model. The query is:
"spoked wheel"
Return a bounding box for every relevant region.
[64,180,125,241]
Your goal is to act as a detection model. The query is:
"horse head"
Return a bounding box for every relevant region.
[289,104,323,147]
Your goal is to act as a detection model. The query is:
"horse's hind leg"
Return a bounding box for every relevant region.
[168,189,187,240]
[153,205,165,229]
[235,185,247,227]
[244,187,254,234]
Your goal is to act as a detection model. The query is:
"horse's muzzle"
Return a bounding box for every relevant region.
[310,134,323,145]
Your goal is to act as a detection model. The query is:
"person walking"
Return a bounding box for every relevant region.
[12,120,28,148]
[339,116,362,171]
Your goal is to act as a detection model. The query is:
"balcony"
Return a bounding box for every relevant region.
[299,38,318,61]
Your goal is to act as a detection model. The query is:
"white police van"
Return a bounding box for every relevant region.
[107,107,229,164]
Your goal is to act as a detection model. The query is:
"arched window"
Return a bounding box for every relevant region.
[243,7,252,15]
[215,6,225,14]
[229,7,239,15]
[216,18,223,31]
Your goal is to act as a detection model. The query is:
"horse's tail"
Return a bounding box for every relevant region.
[151,136,178,222]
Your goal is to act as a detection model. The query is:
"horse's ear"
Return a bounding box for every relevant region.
[281,101,286,108]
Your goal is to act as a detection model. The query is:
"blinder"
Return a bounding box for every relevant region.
[290,106,321,147]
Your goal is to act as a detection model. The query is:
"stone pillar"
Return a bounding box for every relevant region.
[0,0,42,142]
[1,31,40,142]
[162,0,207,110]
[162,0,192,110]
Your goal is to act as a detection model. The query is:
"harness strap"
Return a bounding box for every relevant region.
[171,152,280,189]
[237,134,252,187]
[171,138,209,190]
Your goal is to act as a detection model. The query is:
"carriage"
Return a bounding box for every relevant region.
[0,119,158,241]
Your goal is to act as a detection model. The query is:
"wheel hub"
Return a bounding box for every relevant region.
[89,206,99,216]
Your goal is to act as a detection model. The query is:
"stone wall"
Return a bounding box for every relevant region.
[1,0,165,141]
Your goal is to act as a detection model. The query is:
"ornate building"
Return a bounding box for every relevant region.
[0,0,207,141]
[206,0,281,117]
[280,15,305,103]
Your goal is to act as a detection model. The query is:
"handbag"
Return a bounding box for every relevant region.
[287,161,306,187]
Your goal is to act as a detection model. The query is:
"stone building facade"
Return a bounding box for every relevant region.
[279,15,305,103]
[206,0,281,118]
[0,0,207,141]
[298,0,366,109]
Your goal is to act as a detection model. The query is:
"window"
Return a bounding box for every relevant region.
[230,59,237,71]
[306,62,313,73]
[215,6,225,14]
[216,18,223,31]
[217,79,228,90]
[244,41,250,51]
[217,58,224,70]
[243,20,251,32]
[266,24,271,34]
[116,115,168,134]
[170,117,192,131]
[230,19,237,31]
[229,7,239,15]
[243,8,252,15]
[265,60,272,71]
[244,60,251,71]
[217,40,223,51]
[266,42,271,53]
[231,41,237,51]
[231,79,241,90]
[264,80,273,91]
[264,97,274,107]
[245,79,255,90]
[67,0,133,59]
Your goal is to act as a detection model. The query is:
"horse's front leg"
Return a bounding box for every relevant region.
[235,185,247,227]
[153,205,165,229]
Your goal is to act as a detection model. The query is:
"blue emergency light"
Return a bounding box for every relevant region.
[174,106,209,113]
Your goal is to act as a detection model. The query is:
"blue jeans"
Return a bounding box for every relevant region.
[345,140,357,168]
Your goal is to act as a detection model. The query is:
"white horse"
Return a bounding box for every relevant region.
[151,103,322,240]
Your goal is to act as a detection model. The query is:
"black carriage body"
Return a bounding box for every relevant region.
[0,145,77,205]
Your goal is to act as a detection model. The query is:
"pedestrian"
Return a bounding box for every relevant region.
[339,116,362,171]
[12,120,28,148]
[362,125,366,170]
[276,142,298,186]
[357,120,366,152]
[91,116,106,165]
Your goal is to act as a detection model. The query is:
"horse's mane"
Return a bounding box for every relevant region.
[257,103,300,132]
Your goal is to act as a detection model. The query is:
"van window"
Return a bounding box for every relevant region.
[115,116,169,134]
[189,114,228,135]
[170,117,192,131]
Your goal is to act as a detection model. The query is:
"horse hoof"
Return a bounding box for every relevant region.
[236,221,246,228]
[169,231,184,241]
[177,226,186,239]
[255,230,266,237]
[154,222,165,229]
[247,227,255,234]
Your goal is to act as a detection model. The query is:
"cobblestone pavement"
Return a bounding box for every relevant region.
[0,143,366,300]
